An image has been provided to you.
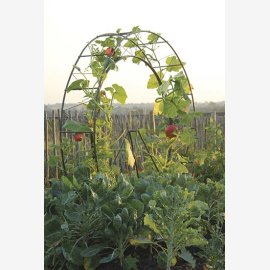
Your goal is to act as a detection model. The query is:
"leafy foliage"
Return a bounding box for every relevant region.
[46,26,225,270]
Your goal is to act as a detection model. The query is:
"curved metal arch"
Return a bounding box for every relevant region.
[60,30,196,174]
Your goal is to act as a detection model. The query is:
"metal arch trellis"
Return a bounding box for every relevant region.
[59,29,196,176]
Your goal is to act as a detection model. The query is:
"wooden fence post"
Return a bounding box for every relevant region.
[52,110,58,178]
[44,111,49,185]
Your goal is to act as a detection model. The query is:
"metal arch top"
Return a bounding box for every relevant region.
[59,30,196,174]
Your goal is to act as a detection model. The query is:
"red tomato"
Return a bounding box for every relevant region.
[165,124,177,138]
[74,132,84,142]
[105,47,115,57]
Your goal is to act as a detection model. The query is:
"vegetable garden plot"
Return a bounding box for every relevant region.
[45,27,225,270]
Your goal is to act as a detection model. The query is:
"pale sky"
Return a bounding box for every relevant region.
[44,0,225,104]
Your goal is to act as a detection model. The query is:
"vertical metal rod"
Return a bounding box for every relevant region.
[137,130,159,172]
[58,110,67,175]
[113,133,128,164]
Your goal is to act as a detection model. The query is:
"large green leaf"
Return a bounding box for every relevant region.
[188,200,209,218]
[144,214,160,234]
[80,244,107,258]
[163,99,178,118]
[99,249,119,264]
[166,56,182,72]
[124,38,138,48]
[67,79,89,92]
[180,249,196,268]
[147,72,164,89]
[64,210,82,222]
[147,33,160,43]
[132,50,145,64]
[180,128,196,145]
[178,163,189,174]
[112,84,127,104]
[95,37,115,47]
[61,176,73,189]
[157,81,170,95]
[62,119,92,132]
[132,26,141,33]
[60,191,77,205]
[129,199,144,217]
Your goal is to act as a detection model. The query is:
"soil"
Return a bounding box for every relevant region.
[96,246,207,270]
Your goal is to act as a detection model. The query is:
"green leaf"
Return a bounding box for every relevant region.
[61,176,73,189]
[62,244,84,265]
[112,84,127,104]
[178,163,189,174]
[96,37,115,47]
[47,156,58,166]
[124,38,137,48]
[132,50,145,64]
[144,214,160,234]
[188,200,209,217]
[99,250,118,264]
[148,200,156,209]
[67,79,89,92]
[60,191,77,205]
[62,119,92,132]
[64,210,82,222]
[163,99,178,118]
[180,249,196,268]
[74,165,90,182]
[177,99,191,112]
[123,255,138,270]
[157,81,170,95]
[113,214,122,230]
[129,237,153,246]
[80,244,107,258]
[180,128,196,145]
[147,72,164,89]
[129,199,144,217]
[166,56,182,72]
[147,33,160,43]
[132,26,141,33]
[61,223,69,231]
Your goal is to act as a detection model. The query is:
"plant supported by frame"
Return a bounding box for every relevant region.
[45,26,225,269]
[59,26,197,177]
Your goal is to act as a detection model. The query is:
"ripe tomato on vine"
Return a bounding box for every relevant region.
[74,132,84,142]
[105,47,115,57]
[165,124,177,138]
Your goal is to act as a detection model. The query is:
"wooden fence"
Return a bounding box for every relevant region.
[44,110,225,181]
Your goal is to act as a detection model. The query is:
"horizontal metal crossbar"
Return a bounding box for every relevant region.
[60,131,93,134]
[137,41,166,45]
[80,54,105,57]
[152,64,182,68]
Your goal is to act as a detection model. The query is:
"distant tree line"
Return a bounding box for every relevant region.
[44,101,225,117]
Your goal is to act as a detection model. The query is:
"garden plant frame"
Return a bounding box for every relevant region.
[59,28,196,176]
